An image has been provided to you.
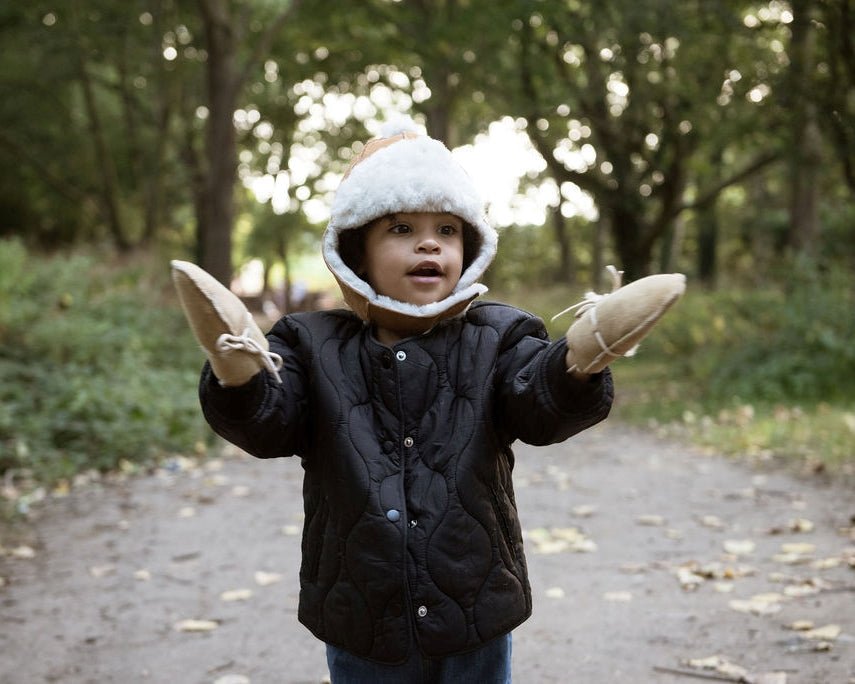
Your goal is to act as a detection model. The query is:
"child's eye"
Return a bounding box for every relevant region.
[389,224,411,234]
[438,224,458,236]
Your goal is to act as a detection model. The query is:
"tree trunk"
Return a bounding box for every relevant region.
[198,0,239,285]
[551,208,574,284]
[787,0,822,254]
[609,205,649,281]
[593,213,607,290]
[71,3,129,251]
[697,205,719,287]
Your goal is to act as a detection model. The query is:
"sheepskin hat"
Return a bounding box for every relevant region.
[322,116,498,335]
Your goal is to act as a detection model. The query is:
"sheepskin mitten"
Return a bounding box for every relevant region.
[170,260,282,387]
[555,266,686,375]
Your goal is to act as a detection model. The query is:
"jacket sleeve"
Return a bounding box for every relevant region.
[493,310,613,446]
[198,316,311,459]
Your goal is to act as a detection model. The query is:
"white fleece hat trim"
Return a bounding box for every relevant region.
[323,123,498,320]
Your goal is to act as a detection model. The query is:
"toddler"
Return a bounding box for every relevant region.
[172,118,683,683]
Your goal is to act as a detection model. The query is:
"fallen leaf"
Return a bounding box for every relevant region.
[786,620,815,631]
[173,619,219,632]
[10,546,35,559]
[89,564,116,578]
[773,542,816,565]
[214,676,250,684]
[134,569,151,581]
[801,624,841,641]
[724,539,756,556]
[603,591,632,602]
[254,571,282,586]
[281,525,300,536]
[636,514,666,527]
[783,584,820,598]
[698,514,725,529]
[545,587,565,599]
[789,518,814,533]
[729,593,784,616]
[749,673,788,684]
[781,542,815,555]
[767,518,814,535]
[232,485,251,497]
[178,506,196,518]
[714,582,734,593]
[685,655,748,679]
[676,566,705,591]
[220,588,253,602]
[572,504,596,517]
[675,560,755,590]
[527,527,597,554]
[207,474,230,487]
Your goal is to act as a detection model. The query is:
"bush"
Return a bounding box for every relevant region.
[640,262,855,404]
[0,239,208,485]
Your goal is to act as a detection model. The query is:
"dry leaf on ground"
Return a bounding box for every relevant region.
[173,618,219,632]
[526,527,597,554]
[801,624,842,640]
[254,571,283,586]
[724,539,756,556]
[729,593,785,616]
[220,588,253,602]
[214,676,250,684]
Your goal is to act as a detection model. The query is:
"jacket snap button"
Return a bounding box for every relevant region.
[417,605,428,617]
[386,509,401,522]
[403,437,414,448]
[396,350,407,361]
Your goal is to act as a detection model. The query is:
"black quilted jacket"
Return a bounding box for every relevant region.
[199,301,613,663]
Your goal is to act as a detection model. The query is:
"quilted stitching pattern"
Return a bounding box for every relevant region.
[199,302,613,663]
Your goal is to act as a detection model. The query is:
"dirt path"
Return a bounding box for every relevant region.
[1,422,853,684]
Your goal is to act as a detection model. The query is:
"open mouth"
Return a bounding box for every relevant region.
[408,262,444,278]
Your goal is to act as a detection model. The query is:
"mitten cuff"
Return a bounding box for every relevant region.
[199,362,269,423]
[546,339,614,415]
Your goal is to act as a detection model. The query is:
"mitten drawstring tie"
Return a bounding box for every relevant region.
[552,265,639,373]
[215,314,284,384]
[551,265,624,322]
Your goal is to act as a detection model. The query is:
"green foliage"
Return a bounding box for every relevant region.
[640,263,855,404]
[0,240,208,485]
[497,263,855,470]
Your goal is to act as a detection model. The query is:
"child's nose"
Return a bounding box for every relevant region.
[416,238,440,253]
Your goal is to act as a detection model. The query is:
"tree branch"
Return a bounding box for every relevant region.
[238,0,304,87]
[679,151,780,212]
[0,130,88,205]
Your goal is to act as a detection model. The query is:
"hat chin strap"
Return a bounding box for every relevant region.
[337,276,486,337]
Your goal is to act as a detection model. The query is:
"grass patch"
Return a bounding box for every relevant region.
[0,239,210,507]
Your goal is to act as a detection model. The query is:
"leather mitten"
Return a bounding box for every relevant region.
[170,260,283,386]
[555,266,686,375]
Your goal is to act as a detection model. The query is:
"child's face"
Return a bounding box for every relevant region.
[362,212,464,306]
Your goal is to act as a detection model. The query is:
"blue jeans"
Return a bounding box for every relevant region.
[326,633,512,684]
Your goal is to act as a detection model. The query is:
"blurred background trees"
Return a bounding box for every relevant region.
[1,0,852,287]
[1,0,854,484]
